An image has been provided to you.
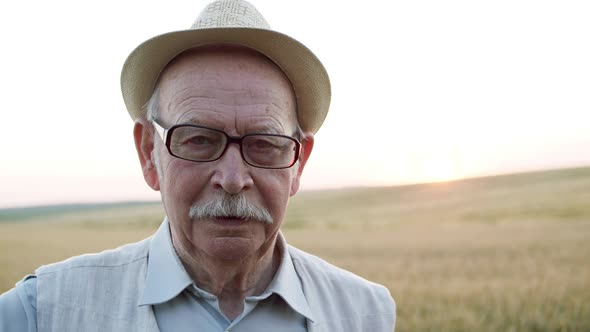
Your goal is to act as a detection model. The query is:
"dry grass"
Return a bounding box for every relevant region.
[1,166,590,331]
[285,221,590,331]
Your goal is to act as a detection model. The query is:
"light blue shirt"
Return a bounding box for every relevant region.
[0,220,314,331]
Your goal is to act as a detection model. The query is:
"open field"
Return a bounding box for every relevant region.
[1,166,590,331]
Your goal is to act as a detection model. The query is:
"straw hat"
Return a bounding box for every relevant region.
[121,0,331,133]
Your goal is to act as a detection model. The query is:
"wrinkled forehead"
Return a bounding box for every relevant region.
[153,44,298,129]
[160,45,288,81]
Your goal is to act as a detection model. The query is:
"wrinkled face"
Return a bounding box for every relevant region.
[135,47,313,263]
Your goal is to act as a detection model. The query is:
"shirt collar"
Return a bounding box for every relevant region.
[252,232,315,322]
[139,218,192,306]
[139,218,314,322]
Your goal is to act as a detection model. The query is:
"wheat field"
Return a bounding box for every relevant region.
[1,167,589,331]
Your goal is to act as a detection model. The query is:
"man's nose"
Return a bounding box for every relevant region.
[210,144,254,194]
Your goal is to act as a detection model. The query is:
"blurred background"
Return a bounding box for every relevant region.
[0,1,589,331]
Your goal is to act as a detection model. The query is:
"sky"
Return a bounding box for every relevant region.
[1,0,589,208]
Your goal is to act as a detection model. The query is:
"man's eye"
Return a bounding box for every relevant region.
[187,135,217,146]
[249,137,285,151]
[252,139,275,149]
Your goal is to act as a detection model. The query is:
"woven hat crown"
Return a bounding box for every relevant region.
[192,0,270,29]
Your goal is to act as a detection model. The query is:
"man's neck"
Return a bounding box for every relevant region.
[174,236,282,320]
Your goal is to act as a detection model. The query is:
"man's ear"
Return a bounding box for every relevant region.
[133,120,160,191]
[290,132,314,196]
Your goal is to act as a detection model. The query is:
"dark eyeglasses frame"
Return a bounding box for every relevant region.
[151,120,301,169]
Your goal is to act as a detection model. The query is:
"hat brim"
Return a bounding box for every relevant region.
[121,28,331,133]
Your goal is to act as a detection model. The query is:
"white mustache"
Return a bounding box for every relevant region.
[189,193,273,225]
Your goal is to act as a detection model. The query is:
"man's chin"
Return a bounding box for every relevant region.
[204,237,257,261]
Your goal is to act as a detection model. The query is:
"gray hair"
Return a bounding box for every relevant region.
[189,192,273,225]
[145,85,161,122]
[142,85,164,179]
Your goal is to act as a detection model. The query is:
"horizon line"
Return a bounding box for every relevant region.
[2,164,588,211]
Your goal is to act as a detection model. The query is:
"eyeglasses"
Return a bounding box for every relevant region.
[152,120,301,169]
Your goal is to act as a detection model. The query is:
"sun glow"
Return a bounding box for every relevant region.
[415,150,463,183]
[422,158,460,183]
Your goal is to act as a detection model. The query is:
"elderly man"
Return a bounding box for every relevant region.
[0,1,395,331]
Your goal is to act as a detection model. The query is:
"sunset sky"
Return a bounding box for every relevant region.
[1,0,589,208]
